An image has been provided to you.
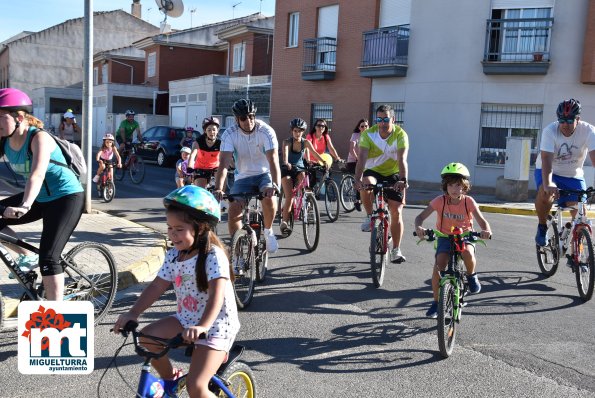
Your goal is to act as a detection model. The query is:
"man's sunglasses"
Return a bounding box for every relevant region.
[239,114,256,122]
[376,117,391,123]
[558,118,576,124]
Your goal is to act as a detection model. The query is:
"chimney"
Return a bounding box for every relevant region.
[131,0,142,19]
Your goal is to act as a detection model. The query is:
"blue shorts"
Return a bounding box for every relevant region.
[434,237,475,257]
[230,172,272,198]
[534,169,586,204]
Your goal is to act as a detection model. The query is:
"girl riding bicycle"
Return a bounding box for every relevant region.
[175,147,192,188]
[414,163,492,318]
[280,118,328,235]
[113,185,240,398]
[92,134,122,184]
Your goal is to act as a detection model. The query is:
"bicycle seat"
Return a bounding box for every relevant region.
[216,344,245,375]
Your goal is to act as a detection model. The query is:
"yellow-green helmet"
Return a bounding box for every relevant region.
[441,162,470,179]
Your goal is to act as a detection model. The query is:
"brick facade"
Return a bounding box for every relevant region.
[581,0,595,84]
[270,0,377,157]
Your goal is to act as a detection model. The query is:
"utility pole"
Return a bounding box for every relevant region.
[83,0,93,213]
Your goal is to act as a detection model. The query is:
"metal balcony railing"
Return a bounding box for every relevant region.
[483,18,554,62]
[302,37,337,72]
[361,25,409,67]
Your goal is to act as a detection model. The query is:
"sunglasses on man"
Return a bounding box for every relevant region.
[558,118,576,124]
[376,117,392,123]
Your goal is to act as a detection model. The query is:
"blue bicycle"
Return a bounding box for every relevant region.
[101,321,256,398]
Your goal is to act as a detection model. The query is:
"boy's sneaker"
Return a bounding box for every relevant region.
[8,254,39,279]
[354,200,362,212]
[535,224,548,246]
[566,255,576,268]
[92,175,99,183]
[467,273,481,294]
[390,247,406,264]
[280,221,292,237]
[265,229,279,253]
[426,301,438,318]
[361,215,372,232]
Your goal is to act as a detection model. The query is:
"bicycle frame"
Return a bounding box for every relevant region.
[0,232,41,301]
[553,201,592,262]
[289,171,310,221]
[368,183,390,253]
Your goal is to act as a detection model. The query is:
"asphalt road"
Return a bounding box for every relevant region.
[0,161,594,397]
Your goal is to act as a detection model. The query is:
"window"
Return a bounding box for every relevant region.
[233,43,246,72]
[288,12,299,47]
[311,103,333,132]
[478,104,543,166]
[371,102,405,126]
[147,52,156,78]
[93,67,98,85]
[102,63,108,84]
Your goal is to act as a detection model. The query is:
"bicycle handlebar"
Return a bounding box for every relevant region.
[558,187,595,197]
[413,228,487,242]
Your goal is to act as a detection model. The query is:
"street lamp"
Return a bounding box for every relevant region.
[232,2,241,18]
[190,8,196,28]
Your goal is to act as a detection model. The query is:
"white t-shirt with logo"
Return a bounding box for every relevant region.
[220,120,278,181]
[536,121,595,178]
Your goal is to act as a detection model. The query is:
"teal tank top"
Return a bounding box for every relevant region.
[4,127,83,202]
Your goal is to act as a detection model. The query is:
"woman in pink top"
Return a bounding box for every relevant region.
[306,119,342,163]
[93,134,122,183]
[413,163,492,318]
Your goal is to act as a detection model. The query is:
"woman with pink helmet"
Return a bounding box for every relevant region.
[0,88,84,300]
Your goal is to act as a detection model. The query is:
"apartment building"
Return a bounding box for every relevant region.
[270,0,595,189]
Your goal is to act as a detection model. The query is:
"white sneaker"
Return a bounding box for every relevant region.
[361,215,372,232]
[390,247,406,264]
[265,229,279,253]
[92,175,99,183]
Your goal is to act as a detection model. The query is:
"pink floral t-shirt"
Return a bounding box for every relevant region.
[157,246,240,340]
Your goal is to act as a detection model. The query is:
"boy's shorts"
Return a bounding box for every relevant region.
[229,172,272,200]
[434,237,475,257]
[534,169,586,204]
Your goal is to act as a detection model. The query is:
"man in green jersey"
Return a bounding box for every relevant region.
[118,110,143,151]
[354,104,409,263]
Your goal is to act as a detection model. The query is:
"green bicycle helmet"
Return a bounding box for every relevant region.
[163,185,221,228]
[441,162,470,179]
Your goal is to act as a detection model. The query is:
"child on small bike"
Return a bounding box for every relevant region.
[113,185,240,397]
[176,147,192,188]
[280,118,328,235]
[181,126,195,148]
[92,133,122,183]
[188,116,221,189]
[414,163,492,318]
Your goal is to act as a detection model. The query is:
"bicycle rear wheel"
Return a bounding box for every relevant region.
[129,155,145,184]
[438,282,457,358]
[370,218,387,288]
[302,193,320,251]
[231,230,256,309]
[62,243,118,324]
[324,179,340,222]
[0,290,4,330]
[536,217,560,277]
[575,228,595,301]
[215,361,256,398]
[339,175,357,213]
[102,180,116,203]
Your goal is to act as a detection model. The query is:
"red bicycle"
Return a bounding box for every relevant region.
[96,160,116,203]
[114,142,145,184]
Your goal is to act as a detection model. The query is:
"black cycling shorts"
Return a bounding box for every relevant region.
[362,169,405,203]
[194,168,217,180]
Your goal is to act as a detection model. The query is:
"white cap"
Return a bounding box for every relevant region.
[180,147,191,154]
[64,111,75,118]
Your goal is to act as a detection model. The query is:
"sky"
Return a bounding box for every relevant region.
[0,0,276,43]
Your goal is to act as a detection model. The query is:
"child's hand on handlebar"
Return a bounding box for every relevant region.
[415,226,426,238]
[480,230,492,240]
[182,326,208,343]
[112,312,138,335]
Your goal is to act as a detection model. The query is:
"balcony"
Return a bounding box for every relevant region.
[482,17,554,75]
[359,25,409,78]
[301,37,337,81]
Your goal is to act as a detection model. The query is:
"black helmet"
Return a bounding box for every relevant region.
[289,118,307,131]
[556,99,581,119]
[232,99,257,117]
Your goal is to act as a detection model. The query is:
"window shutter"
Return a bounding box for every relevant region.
[491,0,554,9]
[317,5,339,38]
[380,0,411,27]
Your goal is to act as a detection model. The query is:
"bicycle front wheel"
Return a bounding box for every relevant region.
[129,155,145,184]
[255,229,268,283]
[437,282,457,358]
[216,361,256,398]
[302,193,320,251]
[114,165,125,181]
[339,175,357,213]
[102,180,116,203]
[231,230,256,309]
[575,228,595,301]
[62,243,118,324]
[370,218,387,288]
[324,179,340,222]
[536,217,560,277]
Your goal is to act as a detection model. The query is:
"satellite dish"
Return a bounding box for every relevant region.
[155,0,184,18]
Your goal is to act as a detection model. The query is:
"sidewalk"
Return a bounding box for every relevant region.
[0,179,576,319]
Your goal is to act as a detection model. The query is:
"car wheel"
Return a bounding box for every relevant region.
[157,150,166,167]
